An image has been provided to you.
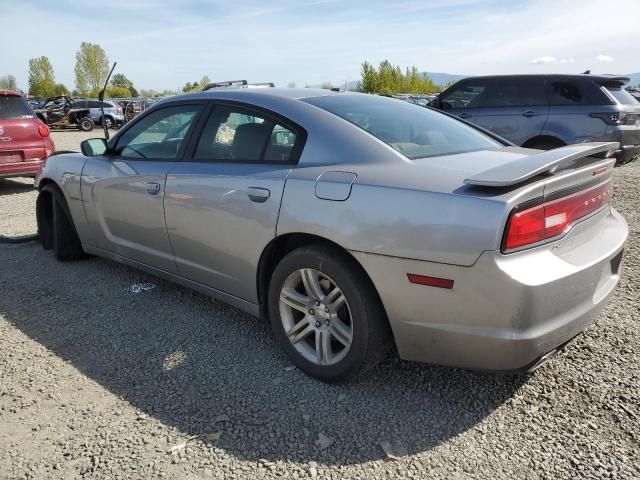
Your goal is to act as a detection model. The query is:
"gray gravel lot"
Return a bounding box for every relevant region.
[0,131,638,479]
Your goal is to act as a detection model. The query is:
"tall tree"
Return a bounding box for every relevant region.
[74,42,109,96]
[28,56,56,97]
[111,73,138,97]
[0,74,17,91]
[358,60,435,95]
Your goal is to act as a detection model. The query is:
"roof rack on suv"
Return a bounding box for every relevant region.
[202,80,275,91]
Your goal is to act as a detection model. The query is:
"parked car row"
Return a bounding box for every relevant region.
[430,74,640,165]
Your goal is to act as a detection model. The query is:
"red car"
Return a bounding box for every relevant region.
[0,90,55,178]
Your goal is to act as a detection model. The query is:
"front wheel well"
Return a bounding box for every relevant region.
[257,233,384,321]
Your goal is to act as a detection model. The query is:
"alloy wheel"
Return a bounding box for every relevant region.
[279,268,353,366]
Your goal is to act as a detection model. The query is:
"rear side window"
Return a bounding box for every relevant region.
[194,105,300,163]
[304,94,500,159]
[548,79,611,106]
[439,79,488,110]
[0,96,34,119]
[479,78,547,107]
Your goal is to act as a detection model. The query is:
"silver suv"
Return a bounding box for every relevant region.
[432,74,640,165]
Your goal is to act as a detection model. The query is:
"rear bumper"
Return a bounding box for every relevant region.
[0,159,44,178]
[352,208,628,371]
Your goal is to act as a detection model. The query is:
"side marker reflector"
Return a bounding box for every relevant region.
[407,273,454,289]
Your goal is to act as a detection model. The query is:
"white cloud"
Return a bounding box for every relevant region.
[597,54,614,62]
[530,56,557,64]
[529,56,574,65]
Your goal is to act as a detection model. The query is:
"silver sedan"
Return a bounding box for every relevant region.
[35,88,628,382]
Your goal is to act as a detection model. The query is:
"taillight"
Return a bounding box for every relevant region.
[38,123,50,137]
[503,179,613,252]
[590,112,638,126]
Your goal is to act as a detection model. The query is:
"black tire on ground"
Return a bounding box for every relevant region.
[40,184,84,260]
[79,118,95,132]
[268,244,391,383]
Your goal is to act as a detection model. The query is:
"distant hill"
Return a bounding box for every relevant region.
[626,73,640,86]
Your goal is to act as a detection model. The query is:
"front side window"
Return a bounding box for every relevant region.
[115,105,201,159]
[194,105,298,163]
[304,95,500,159]
[439,80,488,110]
[479,78,547,107]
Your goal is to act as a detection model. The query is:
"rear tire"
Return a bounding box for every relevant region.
[79,118,94,132]
[40,184,84,261]
[268,244,391,382]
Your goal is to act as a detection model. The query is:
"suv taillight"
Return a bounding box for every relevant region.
[590,112,638,126]
[503,179,613,252]
[38,123,50,137]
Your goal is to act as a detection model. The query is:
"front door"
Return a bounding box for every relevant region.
[81,103,204,272]
[164,102,304,302]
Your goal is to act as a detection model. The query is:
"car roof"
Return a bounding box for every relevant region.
[169,87,351,103]
[458,73,630,84]
[0,90,21,97]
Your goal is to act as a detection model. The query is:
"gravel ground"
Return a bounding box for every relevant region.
[0,133,638,479]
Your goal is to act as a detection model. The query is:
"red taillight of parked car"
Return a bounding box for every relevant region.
[38,123,50,137]
[503,179,613,251]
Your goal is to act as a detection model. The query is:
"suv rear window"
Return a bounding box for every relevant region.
[605,86,639,105]
[304,94,500,159]
[0,96,34,119]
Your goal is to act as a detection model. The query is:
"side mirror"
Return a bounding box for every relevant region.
[81,138,108,156]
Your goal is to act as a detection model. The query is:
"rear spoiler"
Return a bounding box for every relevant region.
[464,142,619,187]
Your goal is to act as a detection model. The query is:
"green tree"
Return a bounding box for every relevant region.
[182,82,193,93]
[53,83,70,96]
[199,76,211,88]
[74,42,110,96]
[28,56,56,97]
[358,60,435,95]
[320,81,333,90]
[105,86,132,98]
[111,73,138,97]
[0,74,17,91]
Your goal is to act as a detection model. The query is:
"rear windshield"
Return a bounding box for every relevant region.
[303,95,500,159]
[0,96,34,120]
[605,86,639,105]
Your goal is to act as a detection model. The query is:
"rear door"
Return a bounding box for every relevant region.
[436,78,489,121]
[164,102,305,302]
[82,102,204,272]
[473,77,549,145]
[0,94,44,162]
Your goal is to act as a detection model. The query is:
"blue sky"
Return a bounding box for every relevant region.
[1,0,638,91]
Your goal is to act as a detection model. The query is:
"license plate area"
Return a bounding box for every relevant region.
[0,152,24,164]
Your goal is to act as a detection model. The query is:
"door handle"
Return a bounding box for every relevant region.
[521,110,540,117]
[247,187,270,203]
[146,182,161,195]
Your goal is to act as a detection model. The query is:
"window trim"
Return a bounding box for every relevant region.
[182,100,308,166]
[108,101,207,161]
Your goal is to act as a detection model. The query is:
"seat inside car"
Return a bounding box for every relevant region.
[232,122,273,160]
